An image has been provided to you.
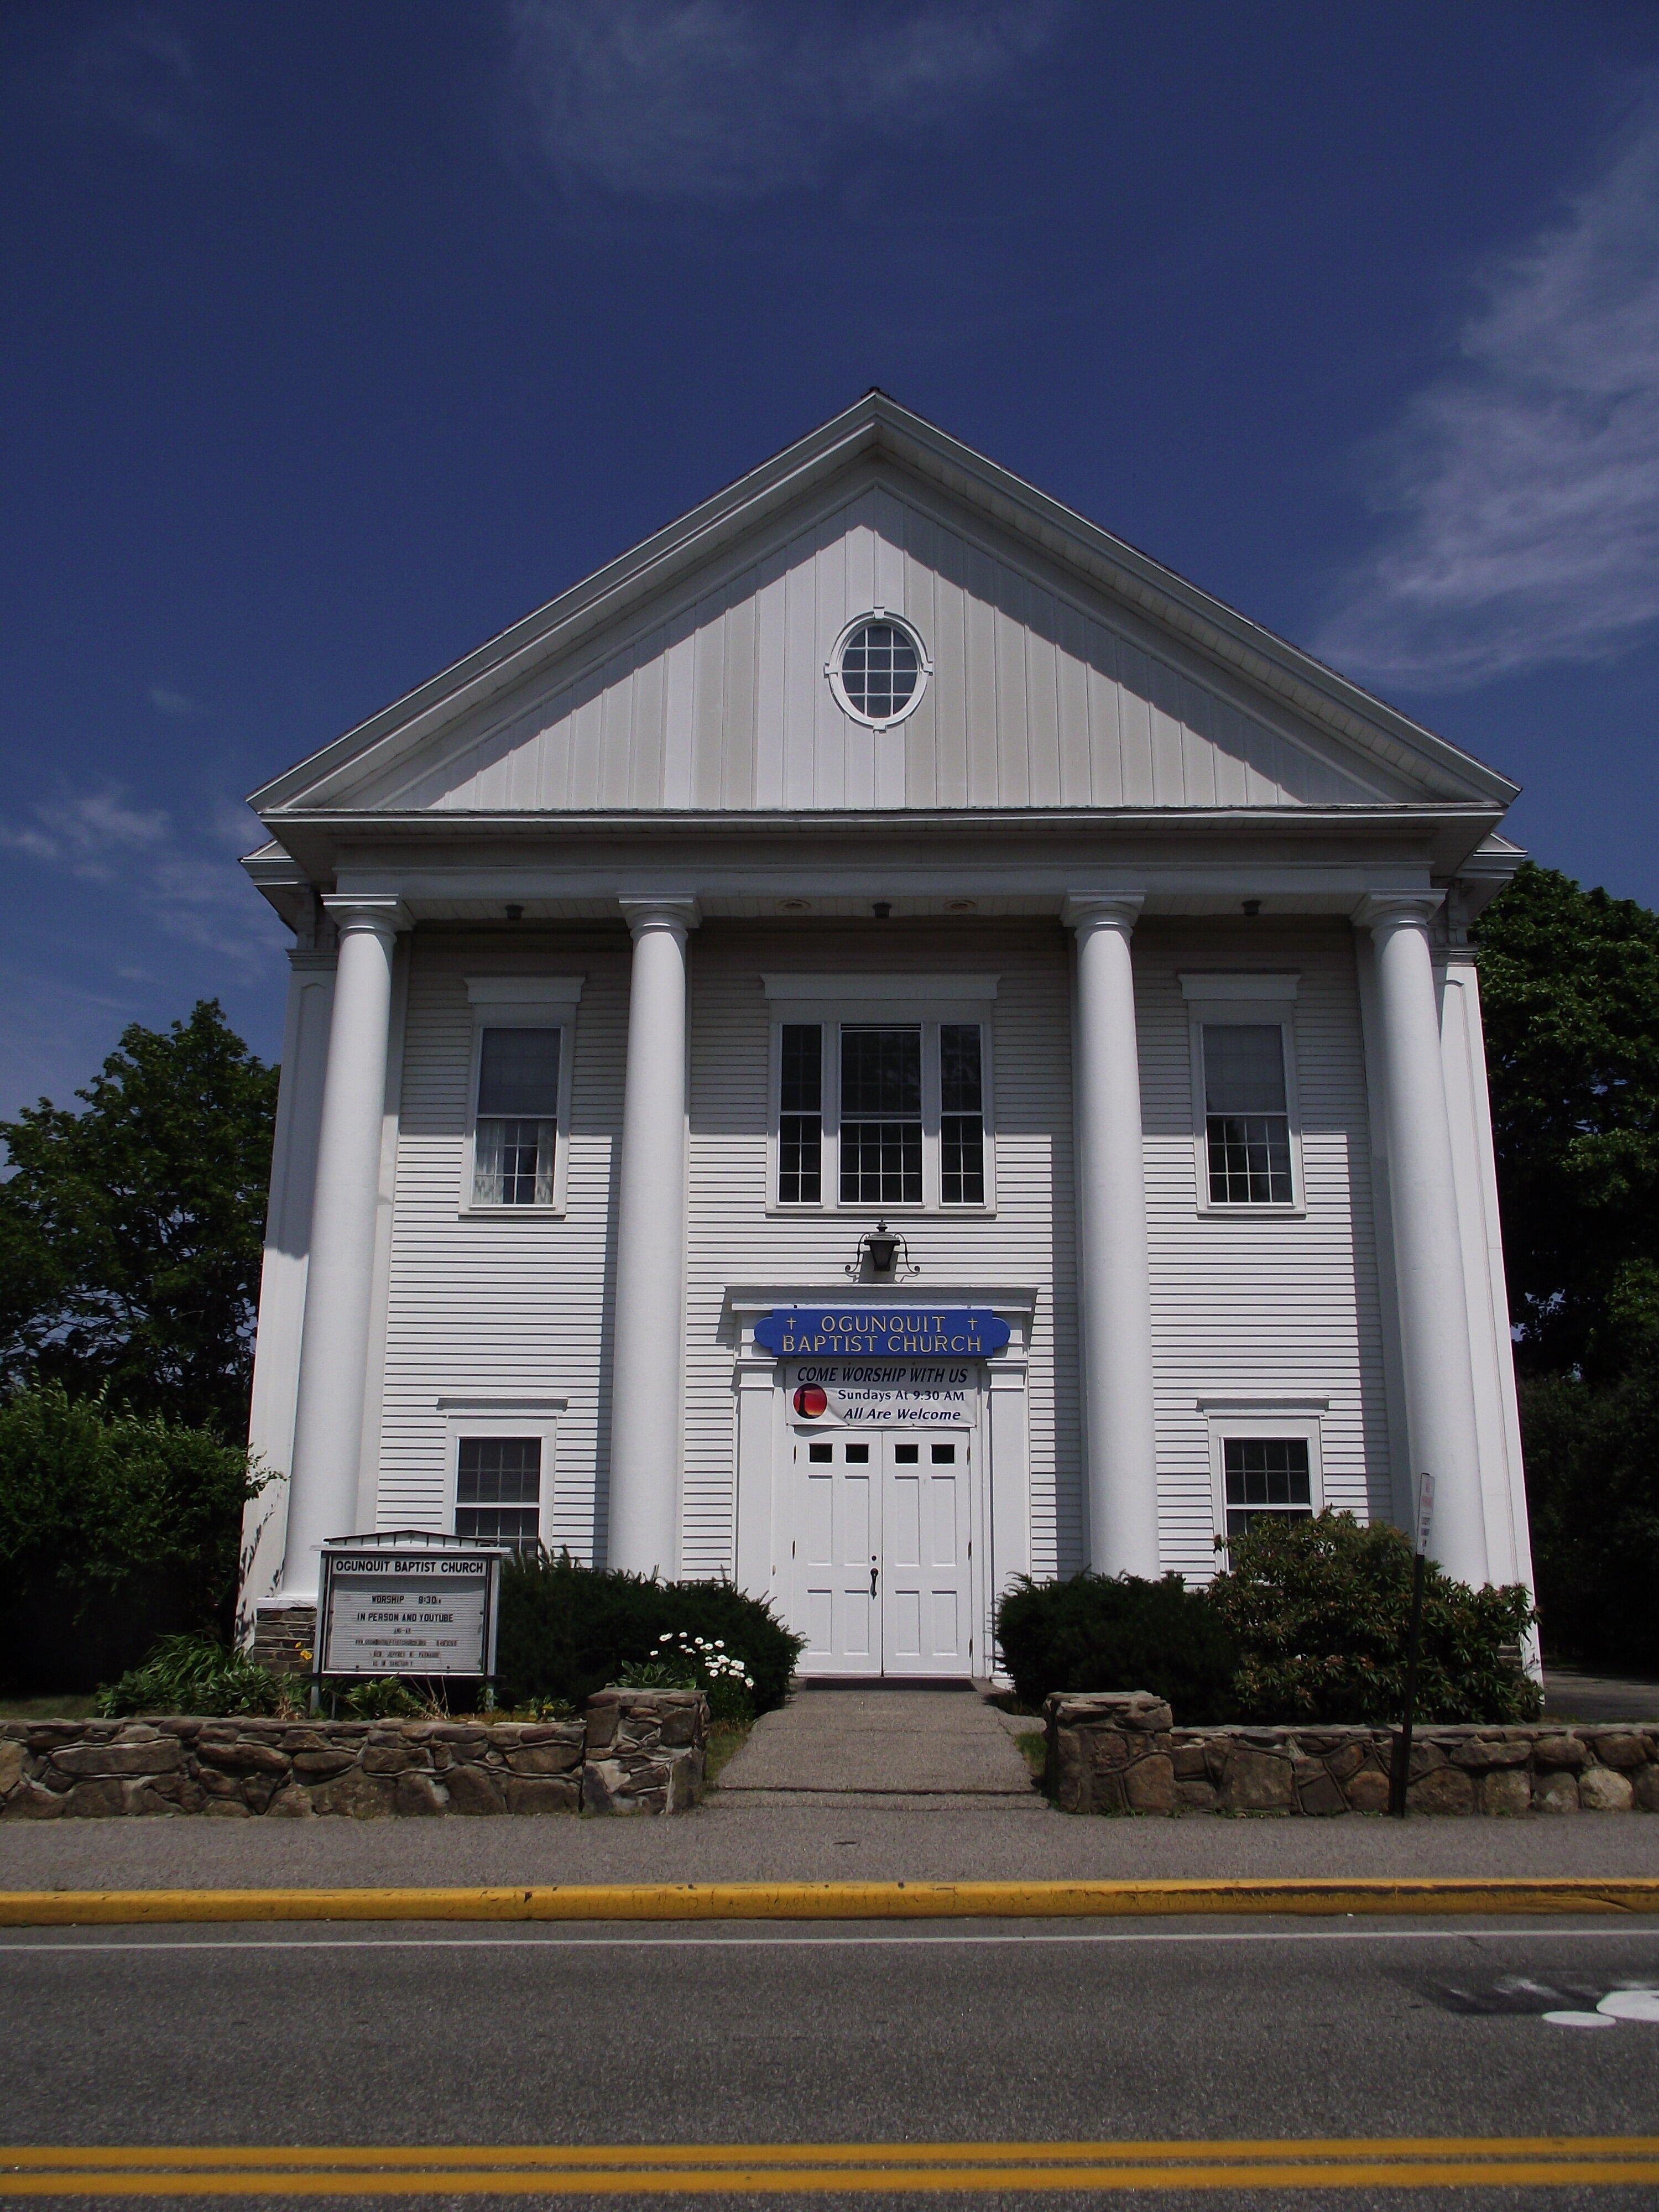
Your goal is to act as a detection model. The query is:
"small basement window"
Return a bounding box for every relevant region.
[1223,1437,1312,1538]
[455,1436,542,1551]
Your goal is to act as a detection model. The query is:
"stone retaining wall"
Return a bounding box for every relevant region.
[1045,1693,1659,1815]
[0,1688,707,1820]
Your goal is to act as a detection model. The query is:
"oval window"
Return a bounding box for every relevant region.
[828,614,929,728]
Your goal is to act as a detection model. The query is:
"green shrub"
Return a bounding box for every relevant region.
[95,1632,298,1718]
[495,1554,802,1714]
[994,1571,1241,1723]
[337,1676,427,1720]
[0,1386,263,1693]
[1520,1371,1659,1674]
[617,1630,758,1723]
[1207,1511,1542,1725]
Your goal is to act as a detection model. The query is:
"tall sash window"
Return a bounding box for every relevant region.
[472,1027,560,1207]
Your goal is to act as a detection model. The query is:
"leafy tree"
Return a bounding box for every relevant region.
[1518,1371,1659,1674]
[1476,862,1659,1378]
[0,1385,263,1693]
[0,1001,277,1432]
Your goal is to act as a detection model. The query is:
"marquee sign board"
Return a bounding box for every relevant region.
[787,1361,977,1428]
[316,1540,507,1679]
[755,1306,1011,1359]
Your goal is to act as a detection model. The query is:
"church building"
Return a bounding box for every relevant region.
[239,393,1533,1678]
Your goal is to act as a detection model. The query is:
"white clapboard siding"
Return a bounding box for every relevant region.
[349,474,1407,819]
[369,924,1390,1588]
[684,926,1082,1582]
[373,940,629,1558]
[1138,925,1391,1582]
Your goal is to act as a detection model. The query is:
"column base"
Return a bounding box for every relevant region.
[252,1602,317,1676]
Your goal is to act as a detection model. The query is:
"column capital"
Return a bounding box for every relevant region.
[321,894,412,938]
[1353,891,1444,934]
[1062,891,1145,936]
[619,895,701,940]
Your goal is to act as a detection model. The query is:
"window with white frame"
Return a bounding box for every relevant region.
[1203,1403,1324,1548]
[1181,974,1301,1211]
[839,1025,924,1203]
[463,978,581,1213]
[455,1436,542,1550]
[1222,1437,1312,1536]
[1204,1024,1292,1203]
[473,1028,560,1206]
[442,1397,564,1554]
[765,977,996,1212]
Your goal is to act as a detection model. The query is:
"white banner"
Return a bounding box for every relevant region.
[786,1359,979,1428]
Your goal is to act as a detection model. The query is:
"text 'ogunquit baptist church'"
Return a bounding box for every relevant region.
[238,390,1537,1682]
[754,1310,1014,1358]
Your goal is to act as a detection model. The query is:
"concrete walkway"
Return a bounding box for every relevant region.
[1543,1667,1659,1725]
[713,1684,1039,1805]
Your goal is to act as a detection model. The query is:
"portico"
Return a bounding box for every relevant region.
[239,393,1535,1672]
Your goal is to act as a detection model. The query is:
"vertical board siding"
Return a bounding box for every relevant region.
[364,482,1399,818]
[684,927,1082,1584]
[374,940,629,1561]
[1138,926,1392,1582]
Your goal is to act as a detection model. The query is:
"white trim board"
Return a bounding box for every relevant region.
[763,974,999,1001]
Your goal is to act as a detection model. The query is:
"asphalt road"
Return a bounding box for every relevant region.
[2,1916,1658,2206]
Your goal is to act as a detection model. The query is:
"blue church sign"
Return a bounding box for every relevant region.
[755,1306,1011,1359]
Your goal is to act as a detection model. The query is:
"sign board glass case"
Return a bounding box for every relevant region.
[316,1541,506,1678]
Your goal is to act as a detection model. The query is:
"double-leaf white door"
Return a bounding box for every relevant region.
[794,1431,971,1676]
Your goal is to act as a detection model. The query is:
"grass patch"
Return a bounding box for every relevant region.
[0,1694,99,1721]
[1015,1728,1046,1781]
[705,1719,752,1785]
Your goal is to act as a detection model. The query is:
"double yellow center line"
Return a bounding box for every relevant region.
[3,2140,1658,2196]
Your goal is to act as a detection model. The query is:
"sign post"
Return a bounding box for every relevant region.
[1389,1474,1434,1820]
[315,1532,509,1700]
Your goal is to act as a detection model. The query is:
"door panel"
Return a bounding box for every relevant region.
[880,1435,972,1676]
[795,1438,880,1676]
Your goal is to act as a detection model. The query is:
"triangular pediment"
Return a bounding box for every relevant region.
[251,397,1515,822]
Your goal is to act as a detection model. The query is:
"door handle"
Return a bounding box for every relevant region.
[870,1564,879,1599]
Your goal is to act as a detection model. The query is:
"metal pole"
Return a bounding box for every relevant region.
[1389,1474,1434,1819]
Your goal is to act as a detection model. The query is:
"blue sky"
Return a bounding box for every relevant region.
[4,0,1659,1116]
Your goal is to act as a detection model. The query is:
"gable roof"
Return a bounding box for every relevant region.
[248,391,1517,820]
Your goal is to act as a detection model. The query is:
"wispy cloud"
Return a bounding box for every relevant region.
[68,7,204,160]
[509,0,1063,202]
[0,784,279,969]
[1317,93,1659,691]
[149,684,204,716]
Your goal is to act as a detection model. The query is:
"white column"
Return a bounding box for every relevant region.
[241,948,336,1624]
[1065,894,1159,1577]
[275,896,409,1605]
[1358,894,1488,1584]
[607,897,699,1577]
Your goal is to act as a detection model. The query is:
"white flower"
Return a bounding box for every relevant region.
[659,1632,672,1643]
[714,1640,725,1649]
